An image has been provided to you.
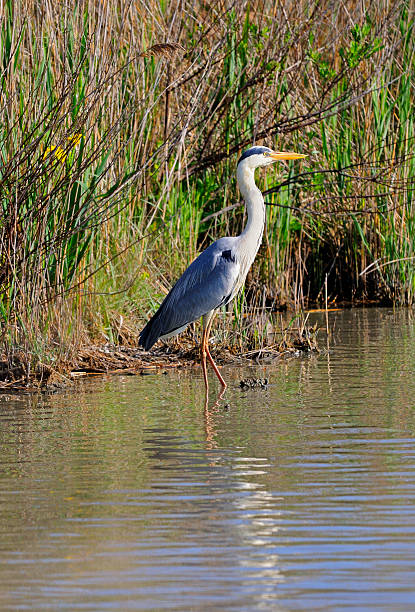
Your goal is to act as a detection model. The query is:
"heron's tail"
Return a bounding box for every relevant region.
[138,315,162,351]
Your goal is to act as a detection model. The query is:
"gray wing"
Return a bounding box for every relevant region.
[139,237,240,350]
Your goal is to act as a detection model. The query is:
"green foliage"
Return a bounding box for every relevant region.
[1,0,415,372]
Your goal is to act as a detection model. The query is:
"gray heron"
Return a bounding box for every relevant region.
[139,146,306,390]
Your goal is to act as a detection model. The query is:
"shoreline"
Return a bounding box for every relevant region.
[0,337,318,393]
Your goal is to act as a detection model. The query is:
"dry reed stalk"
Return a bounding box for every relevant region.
[1,0,414,377]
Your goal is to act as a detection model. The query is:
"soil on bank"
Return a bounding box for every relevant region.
[0,324,319,392]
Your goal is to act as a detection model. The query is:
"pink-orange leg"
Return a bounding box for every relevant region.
[201,325,209,391]
[201,314,227,389]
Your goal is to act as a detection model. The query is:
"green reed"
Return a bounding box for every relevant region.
[1,0,415,374]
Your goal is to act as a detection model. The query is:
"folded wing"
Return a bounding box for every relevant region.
[139,238,240,350]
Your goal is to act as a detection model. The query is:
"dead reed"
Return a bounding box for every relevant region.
[0,0,414,380]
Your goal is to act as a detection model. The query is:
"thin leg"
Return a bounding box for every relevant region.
[204,315,227,389]
[206,346,227,388]
[201,325,209,391]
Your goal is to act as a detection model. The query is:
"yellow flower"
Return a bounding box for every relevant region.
[43,134,82,164]
[43,145,67,163]
[67,133,82,146]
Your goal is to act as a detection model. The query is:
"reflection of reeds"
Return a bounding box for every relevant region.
[0,0,414,379]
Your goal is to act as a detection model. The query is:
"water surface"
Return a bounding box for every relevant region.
[1,308,415,610]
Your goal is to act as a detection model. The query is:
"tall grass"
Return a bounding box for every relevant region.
[0,0,414,378]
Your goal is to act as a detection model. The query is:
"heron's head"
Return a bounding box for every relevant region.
[238,146,306,169]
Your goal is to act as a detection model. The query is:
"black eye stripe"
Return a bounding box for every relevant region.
[238,146,272,164]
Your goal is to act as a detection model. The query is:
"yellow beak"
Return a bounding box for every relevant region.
[268,151,307,160]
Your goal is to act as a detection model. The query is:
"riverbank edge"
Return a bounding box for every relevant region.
[0,334,318,393]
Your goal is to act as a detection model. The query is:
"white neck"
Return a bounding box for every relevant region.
[236,162,266,260]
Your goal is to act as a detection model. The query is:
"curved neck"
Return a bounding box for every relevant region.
[236,163,266,250]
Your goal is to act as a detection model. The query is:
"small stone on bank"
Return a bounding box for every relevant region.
[239,377,268,390]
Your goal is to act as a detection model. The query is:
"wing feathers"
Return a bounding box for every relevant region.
[139,240,240,350]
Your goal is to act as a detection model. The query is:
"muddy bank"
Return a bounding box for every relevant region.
[0,325,318,392]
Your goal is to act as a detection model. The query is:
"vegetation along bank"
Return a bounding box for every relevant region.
[0,0,414,386]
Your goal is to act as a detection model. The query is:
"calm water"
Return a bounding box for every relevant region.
[1,308,415,611]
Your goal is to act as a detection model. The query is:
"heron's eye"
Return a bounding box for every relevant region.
[263,151,269,157]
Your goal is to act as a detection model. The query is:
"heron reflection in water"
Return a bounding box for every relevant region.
[139,146,306,391]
